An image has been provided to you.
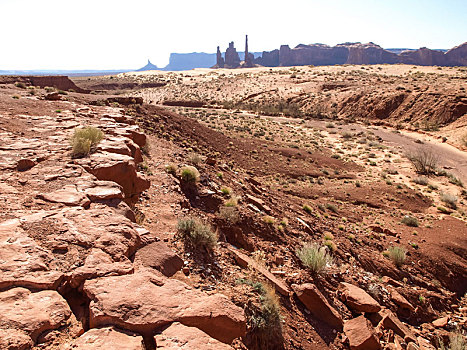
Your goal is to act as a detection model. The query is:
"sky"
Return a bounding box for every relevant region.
[1,0,466,70]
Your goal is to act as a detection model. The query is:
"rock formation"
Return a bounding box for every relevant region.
[216,46,225,68]
[250,41,467,68]
[136,59,158,72]
[243,35,254,68]
[224,42,241,68]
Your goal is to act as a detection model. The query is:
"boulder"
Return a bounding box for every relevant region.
[339,282,381,313]
[0,288,71,343]
[292,283,343,329]
[83,270,246,344]
[134,241,183,277]
[155,322,232,349]
[83,151,149,198]
[344,315,381,350]
[63,327,144,349]
[77,180,124,201]
[432,316,449,328]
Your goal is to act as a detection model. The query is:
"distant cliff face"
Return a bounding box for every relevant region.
[163,53,217,71]
[253,42,467,67]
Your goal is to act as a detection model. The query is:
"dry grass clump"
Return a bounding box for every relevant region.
[439,331,466,350]
[297,242,333,274]
[177,217,217,249]
[413,176,429,186]
[387,246,406,268]
[180,166,200,183]
[71,126,104,157]
[187,153,202,166]
[218,206,239,223]
[440,192,458,209]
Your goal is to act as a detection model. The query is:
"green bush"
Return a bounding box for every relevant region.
[71,126,104,157]
[407,148,438,175]
[387,246,406,267]
[401,215,419,227]
[297,243,332,274]
[180,166,200,183]
[177,217,217,249]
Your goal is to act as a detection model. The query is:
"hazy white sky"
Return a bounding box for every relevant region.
[1,0,466,70]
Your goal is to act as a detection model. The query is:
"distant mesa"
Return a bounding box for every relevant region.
[136,60,159,71]
[213,38,467,68]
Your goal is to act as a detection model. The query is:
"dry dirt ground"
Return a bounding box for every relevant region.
[0,66,465,350]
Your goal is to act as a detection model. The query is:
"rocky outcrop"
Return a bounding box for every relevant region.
[83,269,246,343]
[445,42,467,66]
[216,46,225,68]
[134,240,183,277]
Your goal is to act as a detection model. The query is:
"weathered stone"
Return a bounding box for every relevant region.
[407,342,420,350]
[78,180,124,201]
[224,42,241,68]
[339,282,381,313]
[344,315,381,350]
[229,246,290,296]
[379,309,416,343]
[292,283,343,329]
[417,336,436,350]
[389,287,414,312]
[134,241,183,277]
[16,158,36,171]
[0,218,63,290]
[0,288,71,343]
[83,270,246,344]
[39,185,91,207]
[63,327,144,349]
[432,316,449,328]
[0,328,33,350]
[155,322,232,349]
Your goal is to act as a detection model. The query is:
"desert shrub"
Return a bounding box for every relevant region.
[58,90,68,95]
[303,204,312,214]
[15,82,27,89]
[323,232,334,241]
[401,215,419,227]
[324,240,337,252]
[297,243,333,274]
[440,192,458,209]
[44,86,55,92]
[325,122,335,128]
[413,176,429,186]
[165,163,177,174]
[447,173,464,187]
[180,166,200,183]
[221,186,232,195]
[439,331,466,350]
[407,148,438,175]
[187,153,202,166]
[225,195,239,207]
[71,126,104,157]
[262,216,275,225]
[177,217,217,249]
[218,206,239,223]
[325,203,338,213]
[237,279,283,349]
[387,246,406,267]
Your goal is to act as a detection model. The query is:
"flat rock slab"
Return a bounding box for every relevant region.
[0,218,63,290]
[83,269,246,344]
[0,328,33,350]
[39,185,91,207]
[63,327,144,349]
[0,287,72,344]
[155,322,232,349]
[339,282,381,313]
